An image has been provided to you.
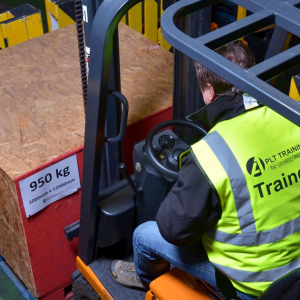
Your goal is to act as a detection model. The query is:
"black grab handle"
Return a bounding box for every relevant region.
[105,89,129,143]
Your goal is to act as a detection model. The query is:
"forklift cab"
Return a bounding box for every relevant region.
[72,0,300,299]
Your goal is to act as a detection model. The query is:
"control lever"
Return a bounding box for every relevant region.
[119,163,139,194]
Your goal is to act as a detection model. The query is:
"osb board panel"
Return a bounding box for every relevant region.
[0,169,36,294]
[119,22,173,125]
[0,23,173,179]
[0,25,85,179]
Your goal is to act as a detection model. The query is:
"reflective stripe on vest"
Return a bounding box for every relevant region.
[214,258,300,282]
[205,131,256,234]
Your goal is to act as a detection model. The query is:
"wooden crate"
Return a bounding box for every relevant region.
[0,23,173,298]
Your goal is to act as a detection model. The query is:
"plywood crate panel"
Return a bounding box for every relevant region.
[0,22,173,298]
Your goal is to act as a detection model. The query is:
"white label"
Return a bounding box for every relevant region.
[82,5,88,23]
[85,46,90,56]
[243,94,259,110]
[19,155,81,218]
[48,13,59,31]
[86,46,90,73]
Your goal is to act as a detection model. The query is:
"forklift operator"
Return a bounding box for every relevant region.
[109,40,300,300]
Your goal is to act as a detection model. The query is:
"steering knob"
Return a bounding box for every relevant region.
[166,148,184,171]
[172,149,182,161]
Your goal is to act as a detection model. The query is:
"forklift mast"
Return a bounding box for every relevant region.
[78,0,145,265]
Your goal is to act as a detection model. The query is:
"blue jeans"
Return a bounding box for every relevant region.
[133,221,257,300]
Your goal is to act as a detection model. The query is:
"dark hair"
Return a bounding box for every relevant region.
[194,40,255,95]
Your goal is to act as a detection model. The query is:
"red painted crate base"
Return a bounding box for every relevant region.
[38,282,73,300]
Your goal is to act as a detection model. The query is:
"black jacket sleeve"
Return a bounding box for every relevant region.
[155,155,221,247]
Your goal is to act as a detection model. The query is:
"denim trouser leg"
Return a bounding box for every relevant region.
[133,221,217,287]
[133,221,257,300]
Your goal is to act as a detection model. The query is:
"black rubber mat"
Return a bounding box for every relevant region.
[90,257,146,300]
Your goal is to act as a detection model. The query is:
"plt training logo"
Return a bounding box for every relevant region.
[246,157,265,177]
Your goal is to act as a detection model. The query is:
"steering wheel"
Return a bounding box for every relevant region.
[145,120,207,180]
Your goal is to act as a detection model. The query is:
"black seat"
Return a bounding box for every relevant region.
[204,267,300,300]
[258,267,300,300]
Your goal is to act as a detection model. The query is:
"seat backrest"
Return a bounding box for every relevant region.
[259,267,300,300]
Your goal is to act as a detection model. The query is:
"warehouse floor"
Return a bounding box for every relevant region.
[0,264,75,300]
[0,267,26,300]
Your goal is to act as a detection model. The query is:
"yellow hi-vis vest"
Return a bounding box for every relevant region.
[191,105,300,297]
